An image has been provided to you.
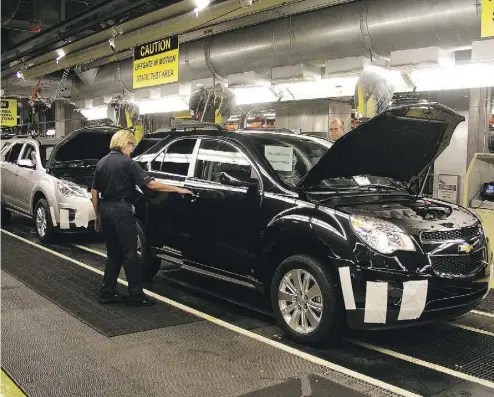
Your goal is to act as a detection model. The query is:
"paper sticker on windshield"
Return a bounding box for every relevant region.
[354,176,371,185]
[264,146,294,172]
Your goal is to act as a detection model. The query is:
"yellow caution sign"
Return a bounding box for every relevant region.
[133,35,179,89]
[1,99,18,127]
[482,0,494,38]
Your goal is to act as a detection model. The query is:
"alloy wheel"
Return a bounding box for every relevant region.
[278,269,324,334]
[36,206,47,237]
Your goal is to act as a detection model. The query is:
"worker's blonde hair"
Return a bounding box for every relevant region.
[109,129,136,151]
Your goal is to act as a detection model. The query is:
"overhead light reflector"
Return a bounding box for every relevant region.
[56,49,66,64]
[233,86,278,105]
[79,106,109,120]
[194,0,211,15]
[137,96,189,115]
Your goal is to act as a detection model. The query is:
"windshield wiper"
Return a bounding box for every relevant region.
[359,184,403,191]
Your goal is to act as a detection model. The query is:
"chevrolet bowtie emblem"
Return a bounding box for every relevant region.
[458,243,474,253]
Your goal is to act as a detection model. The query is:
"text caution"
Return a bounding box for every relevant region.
[133,35,179,89]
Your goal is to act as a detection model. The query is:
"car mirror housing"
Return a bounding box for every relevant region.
[17,159,35,169]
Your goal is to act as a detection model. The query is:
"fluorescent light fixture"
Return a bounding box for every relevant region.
[55,49,66,64]
[194,0,211,15]
[410,63,494,91]
[79,106,108,120]
[137,96,189,115]
[279,77,359,100]
[233,86,278,105]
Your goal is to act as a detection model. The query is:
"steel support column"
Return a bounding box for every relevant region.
[54,100,66,138]
[467,87,492,167]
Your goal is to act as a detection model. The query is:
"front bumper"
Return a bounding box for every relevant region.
[53,194,96,232]
[343,264,490,330]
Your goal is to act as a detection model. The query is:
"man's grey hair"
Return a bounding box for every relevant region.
[329,118,344,128]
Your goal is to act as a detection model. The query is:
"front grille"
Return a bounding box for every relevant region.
[421,225,482,241]
[430,250,486,277]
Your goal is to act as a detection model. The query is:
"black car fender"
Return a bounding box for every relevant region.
[257,209,355,284]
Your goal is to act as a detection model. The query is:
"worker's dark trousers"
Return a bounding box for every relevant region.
[99,200,144,297]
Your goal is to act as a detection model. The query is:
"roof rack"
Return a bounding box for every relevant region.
[169,122,226,131]
[239,127,296,134]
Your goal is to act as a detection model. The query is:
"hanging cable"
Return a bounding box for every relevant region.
[48,67,72,105]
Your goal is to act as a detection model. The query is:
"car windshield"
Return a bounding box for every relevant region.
[246,134,406,191]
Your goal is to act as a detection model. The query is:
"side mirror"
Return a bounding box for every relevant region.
[17,159,35,169]
[219,172,258,188]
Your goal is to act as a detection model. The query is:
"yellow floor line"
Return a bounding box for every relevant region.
[1,370,26,397]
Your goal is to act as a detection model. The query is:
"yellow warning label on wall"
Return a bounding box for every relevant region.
[482,0,494,38]
[1,99,18,127]
[133,35,179,89]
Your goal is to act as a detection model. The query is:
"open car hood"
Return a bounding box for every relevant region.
[46,126,120,169]
[299,103,465,188]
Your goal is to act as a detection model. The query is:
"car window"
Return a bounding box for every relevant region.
[194,140,256,184]
[150,138,196,176]
[247,135,330,187]
[21,144,37,162]
[1,143,23,163]
[1,141,12,153]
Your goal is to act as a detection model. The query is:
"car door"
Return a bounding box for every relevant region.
[1,142,24,207]
[184,138,262,277]
[14,143,41,212]
[144,137,198,258]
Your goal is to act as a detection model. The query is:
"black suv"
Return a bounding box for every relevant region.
[133,104,491,345]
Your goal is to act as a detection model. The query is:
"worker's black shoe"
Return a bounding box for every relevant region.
[98,292,126,304]
[126,294,155,307]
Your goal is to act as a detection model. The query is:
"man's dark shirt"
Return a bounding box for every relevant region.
[92,150,154,203]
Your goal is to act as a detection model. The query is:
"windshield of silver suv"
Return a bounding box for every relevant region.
[246,134,406,191]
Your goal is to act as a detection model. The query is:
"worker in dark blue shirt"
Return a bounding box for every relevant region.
[92,129,192,306]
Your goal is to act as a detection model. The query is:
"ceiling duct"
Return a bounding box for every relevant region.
[66,0,480,101]
[325,56,370,77]
[271,64,321,84]
[390,46,456,69]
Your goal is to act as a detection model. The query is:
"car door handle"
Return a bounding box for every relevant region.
[190,192,200,203]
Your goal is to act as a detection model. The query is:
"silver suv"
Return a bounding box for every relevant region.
[1,126,119,242]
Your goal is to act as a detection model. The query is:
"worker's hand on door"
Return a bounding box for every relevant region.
[177,188,193,198]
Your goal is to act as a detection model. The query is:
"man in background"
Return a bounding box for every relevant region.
[329,118,345,141]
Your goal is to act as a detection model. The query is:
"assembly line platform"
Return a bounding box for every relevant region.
[2,215,494,397]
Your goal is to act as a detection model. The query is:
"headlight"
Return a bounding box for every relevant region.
[57,180,87,198]
[350,215,416,254]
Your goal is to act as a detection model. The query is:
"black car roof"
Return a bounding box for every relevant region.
[145,127,323,144]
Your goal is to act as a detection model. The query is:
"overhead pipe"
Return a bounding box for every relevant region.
[2,0,152,70]
[70,0,481,101]
[1,0,200,79]
[1,0,134,66]
[8,0,328,80]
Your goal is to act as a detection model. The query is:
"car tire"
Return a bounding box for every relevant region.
[1,205,11,225]
[270,254,343,345]
[136,219,161,280]
[34,199,55,244]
